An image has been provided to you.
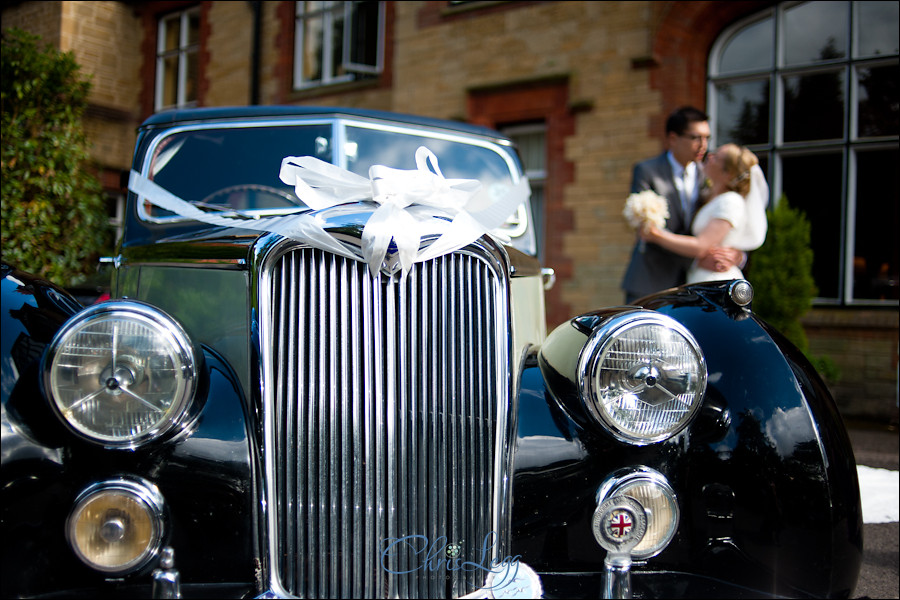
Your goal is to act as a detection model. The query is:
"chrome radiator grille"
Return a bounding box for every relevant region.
[262,245,510,599]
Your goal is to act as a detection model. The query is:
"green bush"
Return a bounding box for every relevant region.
[1,28,112,286]
[745,194,817,353]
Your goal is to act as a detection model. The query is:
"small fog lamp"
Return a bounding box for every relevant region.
[67,479,165,573]
[597,467,679,559]
[728,280,753,307]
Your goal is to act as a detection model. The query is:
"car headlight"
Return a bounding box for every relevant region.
[577,311,706,444]
[43,300,198,447]
[67,479,165,573]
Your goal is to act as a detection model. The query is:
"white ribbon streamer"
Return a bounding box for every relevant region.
[129,146,530,277]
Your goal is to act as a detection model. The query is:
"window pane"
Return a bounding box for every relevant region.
[529,181,546,262]
[302,18,324,81]
[331,8,345,78]
[162,17,180,52]
[187,11,200,46]
[185,52,198,104]
[854,148,899,300]
[162,55,178,107]
[755,153,769,184]
[513,131,546,174]
[783,69,845,142]
[349,1,380,67]
[781,153,843,299]
[301,1,327,14]
[858,64,900,137]
[784,1,848,66]
[507,127,546,261]
[714,79,770,145]
[719,17,773,74]
[856,1,900,58]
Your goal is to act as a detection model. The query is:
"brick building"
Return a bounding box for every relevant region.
[2,0,897,421]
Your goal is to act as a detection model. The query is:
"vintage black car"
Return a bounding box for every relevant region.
[1,106,862,599]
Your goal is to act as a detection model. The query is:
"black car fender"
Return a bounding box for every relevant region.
[510,281,863,599]
[1,264,260,597]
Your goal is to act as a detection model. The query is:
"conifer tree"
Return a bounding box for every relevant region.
[746,195,818,353]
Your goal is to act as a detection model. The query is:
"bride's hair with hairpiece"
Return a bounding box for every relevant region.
[719,144,759,197]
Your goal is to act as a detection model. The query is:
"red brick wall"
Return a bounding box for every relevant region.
[468,79,576,327]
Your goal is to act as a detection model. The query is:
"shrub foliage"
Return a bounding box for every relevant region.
[745,195,818,353]
[1,28,111,286]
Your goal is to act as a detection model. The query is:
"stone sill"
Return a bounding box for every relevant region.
[802,307,900,330]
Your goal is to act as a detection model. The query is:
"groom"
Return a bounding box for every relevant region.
[621,106,739,304]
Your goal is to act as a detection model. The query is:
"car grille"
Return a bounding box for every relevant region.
[262,245,511,599]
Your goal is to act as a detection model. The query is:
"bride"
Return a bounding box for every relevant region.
[641,143,768,283]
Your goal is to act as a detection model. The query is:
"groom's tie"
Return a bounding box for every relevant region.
[681,169,693,216]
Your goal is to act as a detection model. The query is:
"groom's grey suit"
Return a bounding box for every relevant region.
[621,152,696,303]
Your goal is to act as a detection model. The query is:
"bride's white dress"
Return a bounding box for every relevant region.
[687,191,746,283]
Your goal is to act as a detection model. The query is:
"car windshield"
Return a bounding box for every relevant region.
[141,120,521,221]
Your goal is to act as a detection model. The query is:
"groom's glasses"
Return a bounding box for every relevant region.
[680,133,711,143]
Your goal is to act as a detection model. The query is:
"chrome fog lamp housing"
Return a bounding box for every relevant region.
[43,300,198,447]
[597,467,679,559]
[67,479,165,573]
[577,311,706,444]
[728,279,754,307]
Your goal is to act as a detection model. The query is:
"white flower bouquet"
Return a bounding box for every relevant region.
[623,190,669,252]
[623,190,669,230]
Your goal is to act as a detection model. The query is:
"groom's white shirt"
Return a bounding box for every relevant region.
[667,151,699,217]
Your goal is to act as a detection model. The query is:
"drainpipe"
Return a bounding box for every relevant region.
[249,1,261,105]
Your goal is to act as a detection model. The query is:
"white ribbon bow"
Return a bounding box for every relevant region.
[279,146,494,275]
[130,146,530,277]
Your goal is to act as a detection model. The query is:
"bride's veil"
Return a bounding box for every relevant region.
[732,164,769,251]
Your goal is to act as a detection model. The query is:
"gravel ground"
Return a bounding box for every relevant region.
[847,421,899,600]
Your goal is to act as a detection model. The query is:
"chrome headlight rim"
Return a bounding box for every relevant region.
[596,466,680,559]
[66,478,166,574]
[577,310,707,445]
[42,300,199,449]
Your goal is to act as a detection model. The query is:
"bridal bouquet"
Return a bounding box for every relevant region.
[623,190,668,252]
[623,190,669,231]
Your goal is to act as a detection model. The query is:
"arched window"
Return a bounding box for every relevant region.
[708,1,898,304]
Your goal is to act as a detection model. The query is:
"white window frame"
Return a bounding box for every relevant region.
[293,1,385,90]
[155,8,200,111]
